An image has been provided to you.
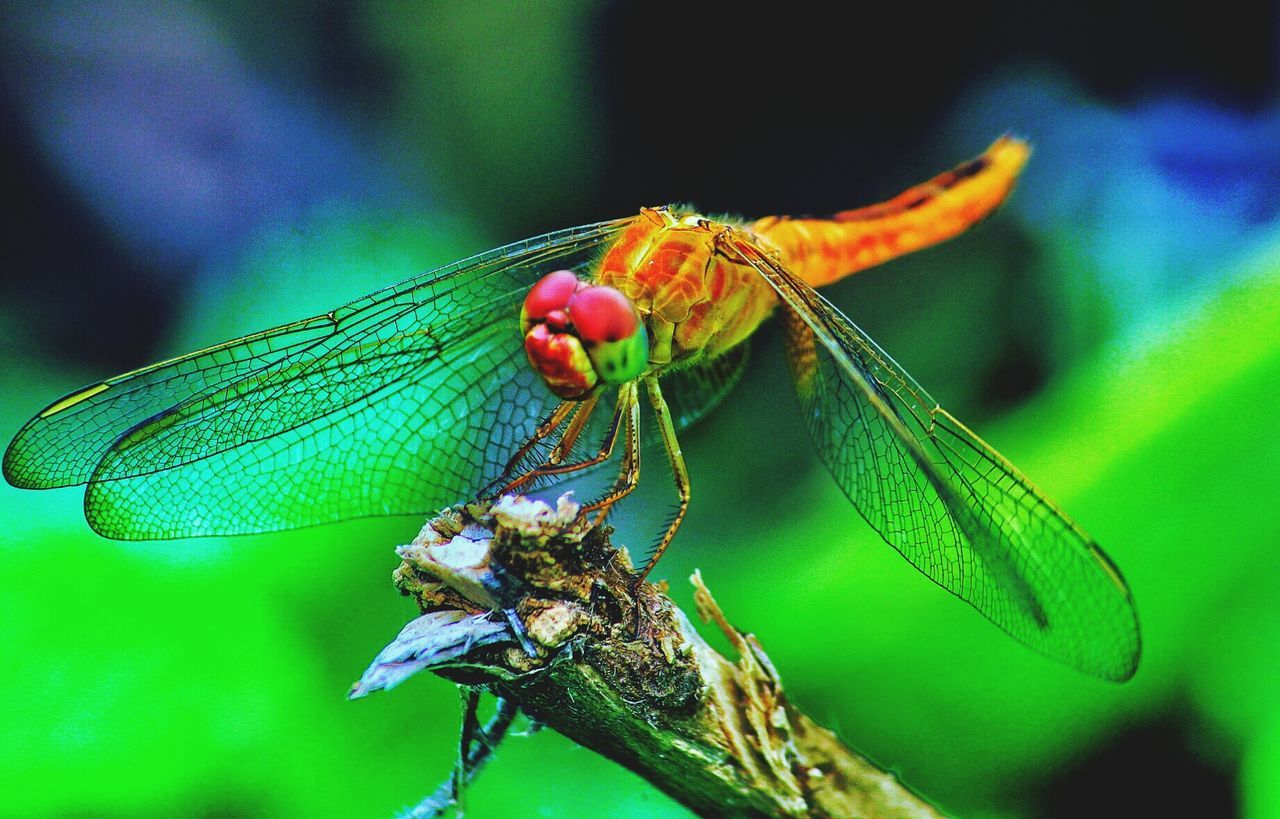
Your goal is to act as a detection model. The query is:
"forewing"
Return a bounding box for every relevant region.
[4,218,633,538]
[729,235,1140,680]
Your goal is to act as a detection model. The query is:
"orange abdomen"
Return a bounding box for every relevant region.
[753,136,1030,289]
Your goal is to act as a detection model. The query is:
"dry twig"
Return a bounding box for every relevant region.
[351,495,943,818]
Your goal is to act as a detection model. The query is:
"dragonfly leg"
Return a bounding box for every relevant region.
[635,376,689,586]
[545,390,603,468]
[527,386,630,481]
[498,393,600,495]
[580,381,642,521]
[487,399,577,496]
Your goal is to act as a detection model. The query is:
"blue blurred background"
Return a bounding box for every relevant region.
[2,2,1278,816]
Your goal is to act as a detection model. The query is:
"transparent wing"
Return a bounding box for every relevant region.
[4,218,636,538]
[660,341,750,431]
[730,234,1140,680]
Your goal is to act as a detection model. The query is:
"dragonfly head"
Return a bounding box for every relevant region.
[521,269,649,399]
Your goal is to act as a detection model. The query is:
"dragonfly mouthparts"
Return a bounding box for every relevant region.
[542,308,571,332]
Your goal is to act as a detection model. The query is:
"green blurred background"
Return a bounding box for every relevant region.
[2,2,1278,816]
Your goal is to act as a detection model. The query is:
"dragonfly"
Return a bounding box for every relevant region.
[4,136,1140,681]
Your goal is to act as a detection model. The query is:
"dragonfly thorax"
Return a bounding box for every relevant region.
[594,207,782,369]
[520,269,650,399]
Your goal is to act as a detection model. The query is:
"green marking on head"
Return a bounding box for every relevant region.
[569,285,648,384]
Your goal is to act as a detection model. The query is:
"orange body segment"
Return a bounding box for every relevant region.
[596,209,777,367]
[752,136,1030,289]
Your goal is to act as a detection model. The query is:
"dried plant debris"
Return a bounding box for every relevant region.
[353,495,942,818]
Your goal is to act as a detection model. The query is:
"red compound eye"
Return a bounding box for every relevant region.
[569,285,639,344]
[522,270,581,325]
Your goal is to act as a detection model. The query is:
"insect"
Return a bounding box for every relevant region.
[4,137,1140,680]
